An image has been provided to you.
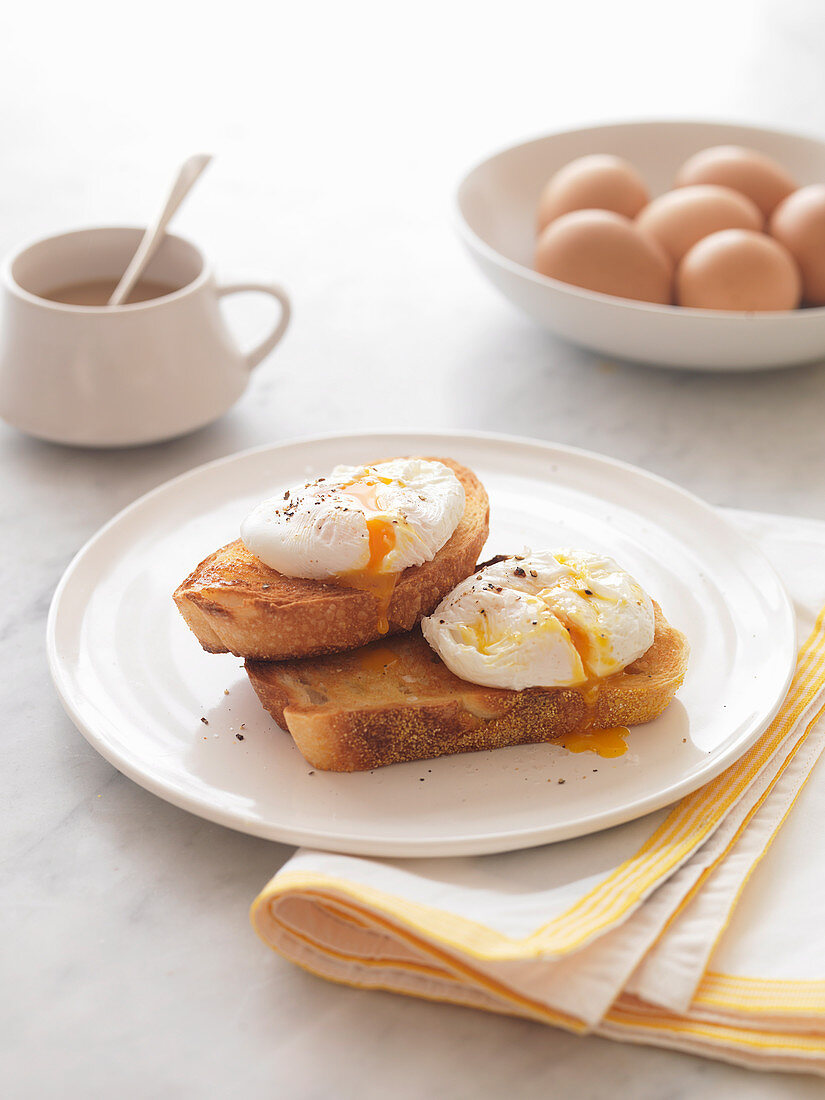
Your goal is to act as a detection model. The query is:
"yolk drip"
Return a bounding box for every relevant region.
[333,472,407,634]
[560,727,629,758]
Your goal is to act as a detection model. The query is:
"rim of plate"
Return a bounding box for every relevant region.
[46,429,797,855]
[455,116,825,321]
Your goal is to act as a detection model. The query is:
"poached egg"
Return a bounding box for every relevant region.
[421,549,655,691]
[241,458,465,632]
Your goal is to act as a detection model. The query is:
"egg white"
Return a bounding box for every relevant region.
[421,549,655,690]
[240,458,464,579]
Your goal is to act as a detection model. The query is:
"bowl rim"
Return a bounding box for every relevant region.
[454,116,825,322]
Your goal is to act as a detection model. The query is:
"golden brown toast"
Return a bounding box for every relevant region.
[245,603,689,771]
[173,458,489,660]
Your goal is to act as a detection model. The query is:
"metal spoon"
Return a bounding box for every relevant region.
[108,153,212,306]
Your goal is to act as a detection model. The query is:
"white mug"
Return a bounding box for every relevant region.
[0,226,290,446]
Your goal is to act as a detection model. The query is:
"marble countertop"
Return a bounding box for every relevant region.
[4,1,825,1096]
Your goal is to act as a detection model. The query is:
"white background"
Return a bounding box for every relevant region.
[3,1,825,1096]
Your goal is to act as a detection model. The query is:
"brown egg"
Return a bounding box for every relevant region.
[535,209,673,304]
[676,229,801,311]
[537,155,649,232]
[636,185,763,263]
[769,185,825,306]
[674,146,796,218]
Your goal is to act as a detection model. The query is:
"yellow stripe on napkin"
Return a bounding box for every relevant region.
[696,972,825,1013]
[603,996,825,1055]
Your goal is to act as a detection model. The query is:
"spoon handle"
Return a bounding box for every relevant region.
[108,153,212,306]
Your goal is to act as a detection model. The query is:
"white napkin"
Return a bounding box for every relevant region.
[251,510,825,1075]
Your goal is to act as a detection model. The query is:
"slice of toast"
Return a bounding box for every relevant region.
[245,603,689,771]
[173,457,489,660]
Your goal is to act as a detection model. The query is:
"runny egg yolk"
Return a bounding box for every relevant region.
[556,615,615,678]
[538,569,622,678]
[458,612,572,657]
[355,645,401,673]
[333,472,408,634]
[458,618,497,652]
[560,727,630,758]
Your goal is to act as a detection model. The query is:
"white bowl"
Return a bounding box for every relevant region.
[456,120,825,371]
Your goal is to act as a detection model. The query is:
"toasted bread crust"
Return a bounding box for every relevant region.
[245,603,689,771]
[173,458,489,660]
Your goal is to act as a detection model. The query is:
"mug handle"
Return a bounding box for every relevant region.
[216,283,291,370]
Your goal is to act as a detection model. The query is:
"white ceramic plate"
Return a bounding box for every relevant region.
[457,119,825,370]
[48,431,795,857]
